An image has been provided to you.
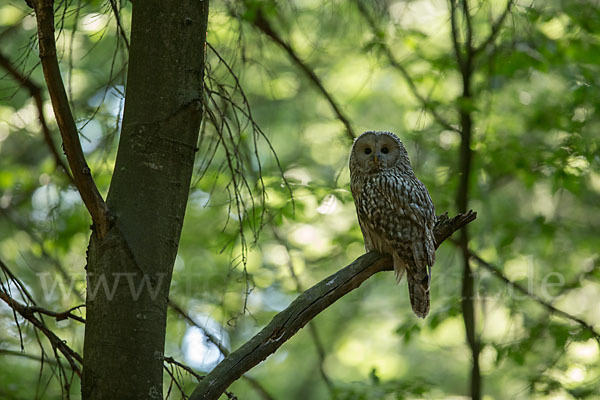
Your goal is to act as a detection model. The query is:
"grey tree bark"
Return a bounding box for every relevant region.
[81,1,209,399]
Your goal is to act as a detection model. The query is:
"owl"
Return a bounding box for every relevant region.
[349,131,436,318]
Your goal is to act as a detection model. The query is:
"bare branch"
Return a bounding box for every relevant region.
[449,0,464,68]
[108,0,130,50]
[164,356,204,382]
[472,0,515,56]
[169,299,230,356]
[0,51,75,184]
[272,228,334,392]
[466,248,600,344]
[189,211,476,400]
[168,299,276,400]
[25,304,85,324]
[0,348,66,367]
[0,208,83,301]
[164,357,239,400]
[462,0,474,54]
[0,286,82,376]
[353,0,459,134]
[31,0,110,238]
[249,8,356,141]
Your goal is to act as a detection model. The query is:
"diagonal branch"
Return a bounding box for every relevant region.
[31,0,110,238]
[353,0,459,134]
[163,357,238,400]
[466,249,600,344]
[0,348,69,367]
[462,0,474,57]
[189,210,476,400]
[249,8,356,141]
[272,228,334,393]
[449,0,464,69]
[0,51,75,184]
[0,288,82,376]
[168,299,276,400]
[472,0,515,57]
[108,0,130,50]
[0,208,84,301]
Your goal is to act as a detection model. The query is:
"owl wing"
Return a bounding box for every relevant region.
[354,173,436,318]
[361,174,436,271]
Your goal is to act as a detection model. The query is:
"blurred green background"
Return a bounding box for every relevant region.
[0,0,599,399]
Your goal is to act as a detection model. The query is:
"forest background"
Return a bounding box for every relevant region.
[0,0,599,399]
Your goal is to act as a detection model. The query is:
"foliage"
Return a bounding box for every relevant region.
[0,0,599,399]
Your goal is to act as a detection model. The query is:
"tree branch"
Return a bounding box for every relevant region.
[0,286,82,376]
[26,303,85,324]
[0,259,84,374]
[31,0,110,238]
[451,1,479,397]
[0,208,83,301]
[465,248,600,344]
[272,228,334,393]
[462,0,474,58]
[472,0,515,57]
[0,51,75,185]
[189,210,476,400]
[449,0,464,69]
[249,7,356,141]
[168,299,276,400]
[0,348,68,367]
[108,0,130,50]
[353,0,459,134]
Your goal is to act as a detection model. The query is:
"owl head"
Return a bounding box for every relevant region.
[349,131,412,175]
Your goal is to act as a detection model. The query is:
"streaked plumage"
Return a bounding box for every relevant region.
[349,131,436,318]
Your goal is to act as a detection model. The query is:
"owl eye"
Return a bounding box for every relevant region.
[364,148,372,155]
[381,147,389,154]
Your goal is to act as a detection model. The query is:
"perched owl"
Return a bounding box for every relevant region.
[349,131,436,318]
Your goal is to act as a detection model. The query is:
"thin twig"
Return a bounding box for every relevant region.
[31,0,110,238]
[0,289,82,376]
[0,208,84,301]
[472,0,515,56]
[108,0,130,50]
[163,363,190,399]
[164,356,204,382]
[0,259,83,380]
[26,304,86,324]
[168,299,276,400]
[169,299,230,356]
[247,7,356,141]
[165,357,239,400]
[353,0,459,134]
[449,0,464,69]
[0,348,65,367]
[272,228,335,393]
[465,248,600,344]
[0,51,75,184]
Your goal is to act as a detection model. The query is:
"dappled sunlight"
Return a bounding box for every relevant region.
[78,13,110,35]
[182,313,229,373]
[1,0,599,398]
[332,322,408,381]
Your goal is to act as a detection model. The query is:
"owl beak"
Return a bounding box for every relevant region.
[373,154,379,165]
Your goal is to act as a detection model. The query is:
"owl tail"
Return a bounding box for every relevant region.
[407,271,430,318]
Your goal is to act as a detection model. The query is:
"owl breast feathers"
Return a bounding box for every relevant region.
[349,131,436,318]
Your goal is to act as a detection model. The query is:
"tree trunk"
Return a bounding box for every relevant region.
[82,1,209,399]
